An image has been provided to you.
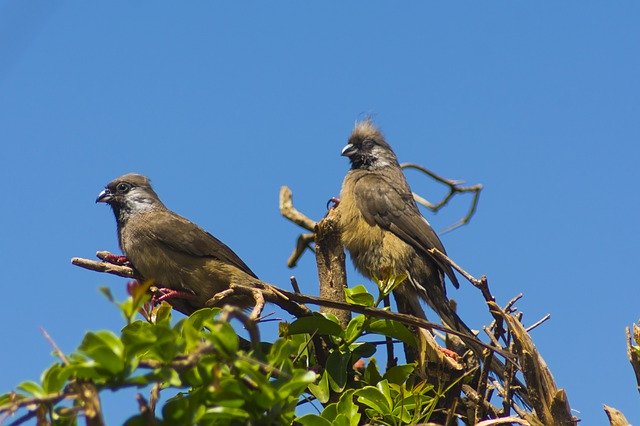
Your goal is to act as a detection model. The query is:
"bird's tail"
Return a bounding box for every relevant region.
[396,278,532,408]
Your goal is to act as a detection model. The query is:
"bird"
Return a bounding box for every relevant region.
[336,119,466,332]
[335,120,531,407]
[96,173,261,316]
[335,121,488,359]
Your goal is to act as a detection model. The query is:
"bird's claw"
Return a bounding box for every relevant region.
[152,287,197,305]
[439,347,461,361]
[326,196,341,210]
[103,253,131,266]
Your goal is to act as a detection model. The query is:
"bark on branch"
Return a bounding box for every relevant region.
[314,208,350,328]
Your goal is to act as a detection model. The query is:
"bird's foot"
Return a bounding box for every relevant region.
[326,196,341,210]
[102,253,131,266]
[439,347,461,361]
[152,287,197,304]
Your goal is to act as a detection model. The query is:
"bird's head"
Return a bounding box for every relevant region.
[97,173,164,222]
[341,120,399,170]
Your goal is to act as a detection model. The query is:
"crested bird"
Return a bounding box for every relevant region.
[336,120,465,332]
[335,121,530,407]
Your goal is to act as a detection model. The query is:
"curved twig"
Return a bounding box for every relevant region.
[401,162,483,234]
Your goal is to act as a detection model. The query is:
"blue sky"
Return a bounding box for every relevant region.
[1,2,638,423]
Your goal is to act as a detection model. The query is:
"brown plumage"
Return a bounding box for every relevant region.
[336,120,530,406]
[337,120,464,331]
[96,173,259,315]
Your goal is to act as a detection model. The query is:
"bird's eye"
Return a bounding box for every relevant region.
[363,139,374,149]
[116,183,131,193]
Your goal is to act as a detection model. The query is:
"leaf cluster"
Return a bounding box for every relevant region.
[1,280,444,425]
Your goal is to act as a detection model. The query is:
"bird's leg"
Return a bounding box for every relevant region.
[102,253,131,266]
[326,196,341,210]
[152,287,198,304]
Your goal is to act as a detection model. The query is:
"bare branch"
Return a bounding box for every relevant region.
[287,233,315,268]
[476,417,530,426]
[279,186,316,232]
[489,301,577,425]
[71,256,138,279]
[314,208,350,328]
[626,323,640,395]
[401,162,483,234]
[604,404,631,426]
[289,276,302,294]
[526,314,551,333]
[71,255,513,359]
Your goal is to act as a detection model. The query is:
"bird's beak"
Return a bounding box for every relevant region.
[96,189,112,203]
[341,143,356,157]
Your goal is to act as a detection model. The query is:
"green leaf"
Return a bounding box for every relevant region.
[366,319,417,347]
[178,308,219,351]
[277,371,317,400]
[78,331,125,374]
[200,406,251,420]
[16,381,45,397]
[333,414,353,426]
[308,370,330,404]
[41,364,72,393]
[98,286,114,303]
[363,358,383,385]
[320,403,337,420]
[296,414,332,426]
[122,320,180,363]
[153,303,173,326]
[326,350,351,393]
[183,308,219,331]
[350,342,376,360]
[376,379,393,408]
[355,386,391,415]
[344,285,375,307]
[162,393,194,424]
[0,393,13,406]
[204,321,239,356]
[156,367,183,387]
[383,364,416,385]
[374,274,408,295]
[287,313,344,337]
[336,389,360,426]
[344,315,366,344]
[392,404,413,424]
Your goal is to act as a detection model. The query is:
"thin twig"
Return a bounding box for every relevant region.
[461,384,499,419]
[476,417,530,426]
[383,295,396,370]
[290,276,302,294]
[40,328,70,365]
[525,314,551,333]
[287,233,315,268]
[71,256,137,279]
[400,162,483,234]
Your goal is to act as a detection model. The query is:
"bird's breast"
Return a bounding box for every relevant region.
[338,178,411,281]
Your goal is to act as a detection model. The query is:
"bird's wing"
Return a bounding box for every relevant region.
[150,211,258,279]
[354,174,460,288]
